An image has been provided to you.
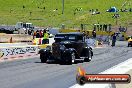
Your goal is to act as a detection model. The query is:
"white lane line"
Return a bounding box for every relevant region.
[70,58,132,88]
[101,58,132,74]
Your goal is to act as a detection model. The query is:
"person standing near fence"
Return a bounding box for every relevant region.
[92,29,96,38]
[36,30,40,38]
[111,33,116,47]
[39,30,43,38]
[42,29,49,44]
[33,31,36,39]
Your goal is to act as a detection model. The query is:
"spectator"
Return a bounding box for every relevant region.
[100,25,102,31]
[92,29,96,38]
[111,33,116,47]
[33,31,36,39]
[42,29,49,44]
[103,24,107,31]
[39,30,43,38]
[36,30,40,38]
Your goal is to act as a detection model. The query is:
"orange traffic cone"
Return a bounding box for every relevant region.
[10,37,13,43]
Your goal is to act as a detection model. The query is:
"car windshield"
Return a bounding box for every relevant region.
[54,34,78,42]
[68,36,76,40]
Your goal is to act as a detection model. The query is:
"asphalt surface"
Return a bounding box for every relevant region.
[0,41,132,88]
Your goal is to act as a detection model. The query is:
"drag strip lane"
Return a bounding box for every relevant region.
[0,44,131,88]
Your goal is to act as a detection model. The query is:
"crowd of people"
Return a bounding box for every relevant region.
[87,29,117,47]
[33,29,49,44]
[33,29,48,38]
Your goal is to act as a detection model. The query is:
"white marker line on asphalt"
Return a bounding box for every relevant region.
[70,58,132,88]
[101,58,132,74]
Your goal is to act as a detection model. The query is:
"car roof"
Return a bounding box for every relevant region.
[56,32,84,35]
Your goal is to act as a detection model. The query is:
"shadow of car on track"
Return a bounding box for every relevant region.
[34,60,84,65]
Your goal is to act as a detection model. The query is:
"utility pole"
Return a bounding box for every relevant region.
[62,0,64,14]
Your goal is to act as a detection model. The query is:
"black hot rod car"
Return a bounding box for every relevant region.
[39,32,93,64]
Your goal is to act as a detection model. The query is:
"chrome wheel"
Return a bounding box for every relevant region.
[71,52,75,63]
[89,51,92,60]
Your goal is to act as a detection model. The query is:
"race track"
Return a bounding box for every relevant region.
[0,41,132,88]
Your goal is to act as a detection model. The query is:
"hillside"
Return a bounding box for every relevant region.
[0,0,131,28]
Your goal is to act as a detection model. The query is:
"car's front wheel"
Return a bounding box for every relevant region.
[84,50,92,62]
[68,52,76,64]
[40,54,47,63]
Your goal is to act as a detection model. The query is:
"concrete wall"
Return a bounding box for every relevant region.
[0,34,33,43]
